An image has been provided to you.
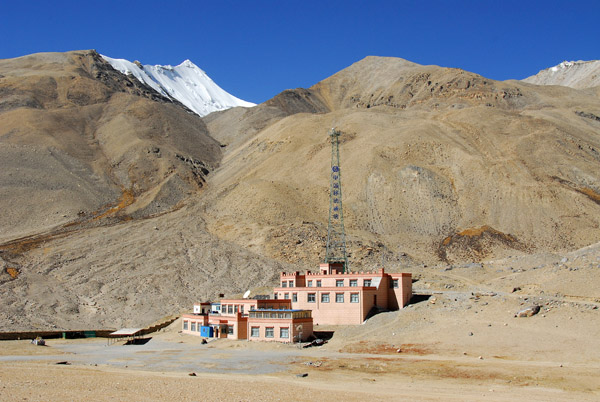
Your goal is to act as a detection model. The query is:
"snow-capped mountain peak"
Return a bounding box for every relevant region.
[523,60,600,89]
[179,59,196,68]
[550,61,576,72]
[101,55,255,116]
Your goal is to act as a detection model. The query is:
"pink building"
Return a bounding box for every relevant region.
[181,263,412,340]
[181,302,210,336]
[181,299,312,343]
[247,309,313,343]
[273,263,412,325]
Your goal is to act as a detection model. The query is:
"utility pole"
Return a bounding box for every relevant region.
[325,128,349,272]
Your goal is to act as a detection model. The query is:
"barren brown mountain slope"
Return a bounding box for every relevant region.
[0,50,220,243]
[0,51,287,330]
[203,56,600,266]
[1,53,599,333]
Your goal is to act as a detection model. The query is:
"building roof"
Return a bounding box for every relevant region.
[109,328,143,336]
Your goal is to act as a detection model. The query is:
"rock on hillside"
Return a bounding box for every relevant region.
[523,60,600,89]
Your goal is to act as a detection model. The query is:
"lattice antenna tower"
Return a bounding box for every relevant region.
[325,128,349,272]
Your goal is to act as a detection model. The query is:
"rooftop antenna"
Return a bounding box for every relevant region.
[325,127,349,272]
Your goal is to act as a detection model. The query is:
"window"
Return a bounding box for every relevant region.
[308,293,316,303]
[289,281,294,287]
[251,327,259,337]
[282,281,287,287]
[292,293,297,302]
[350,279,357,287]
[227,325,234,335]
[336,279,344,287]
[316,280,322,287]
[197,324,201,332]
[350,293,359,303]
[265,327,274,338]
[336,293,344,303]
[228,305,233,314]
[364,279,372,287]
[234,305,238,313]
[240,305,244,314]
[321,293,330,303]
[191,322,196,331]
[284,293,289,299]
[280,327,289,338]
[183,320,188,330]
[307,280,313,287]
[393,279,399,288]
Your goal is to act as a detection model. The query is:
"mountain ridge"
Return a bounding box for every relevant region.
[523,59,600,89]
[1,51,600,332]
[101,54,255,116]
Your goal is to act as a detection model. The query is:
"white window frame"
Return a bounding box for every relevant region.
[350,293,359,303]
[321,293,330,303]
[280,327,289,339]
[251,326,260,337]
[265,327,274,338]
[336,293,344,303]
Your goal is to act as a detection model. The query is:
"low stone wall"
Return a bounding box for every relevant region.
[0,330,115,340]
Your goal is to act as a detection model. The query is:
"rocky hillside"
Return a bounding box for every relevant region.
[1,53,599,331]
[0,50,221,242]
[0,50,287,330]
[202,56,600,267]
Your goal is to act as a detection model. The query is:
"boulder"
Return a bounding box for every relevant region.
[515,305,541,317]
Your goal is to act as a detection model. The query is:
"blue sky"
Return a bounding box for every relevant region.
[1,1,598,104]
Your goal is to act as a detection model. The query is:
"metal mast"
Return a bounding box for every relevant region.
[325,128,349,272]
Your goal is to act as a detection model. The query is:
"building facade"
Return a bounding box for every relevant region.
[247,309,313,343]
[182,263,412,340]
[273,263,412,325]
[181,299,312,343]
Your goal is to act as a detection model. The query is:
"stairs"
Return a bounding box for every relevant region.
[140,315,179,336]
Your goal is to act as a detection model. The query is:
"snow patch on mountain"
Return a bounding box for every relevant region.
[523,60,600,90]
[101,55,255,116]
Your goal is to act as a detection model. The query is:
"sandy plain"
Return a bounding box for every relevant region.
[2,247,599,402]
[1,328,598,401]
